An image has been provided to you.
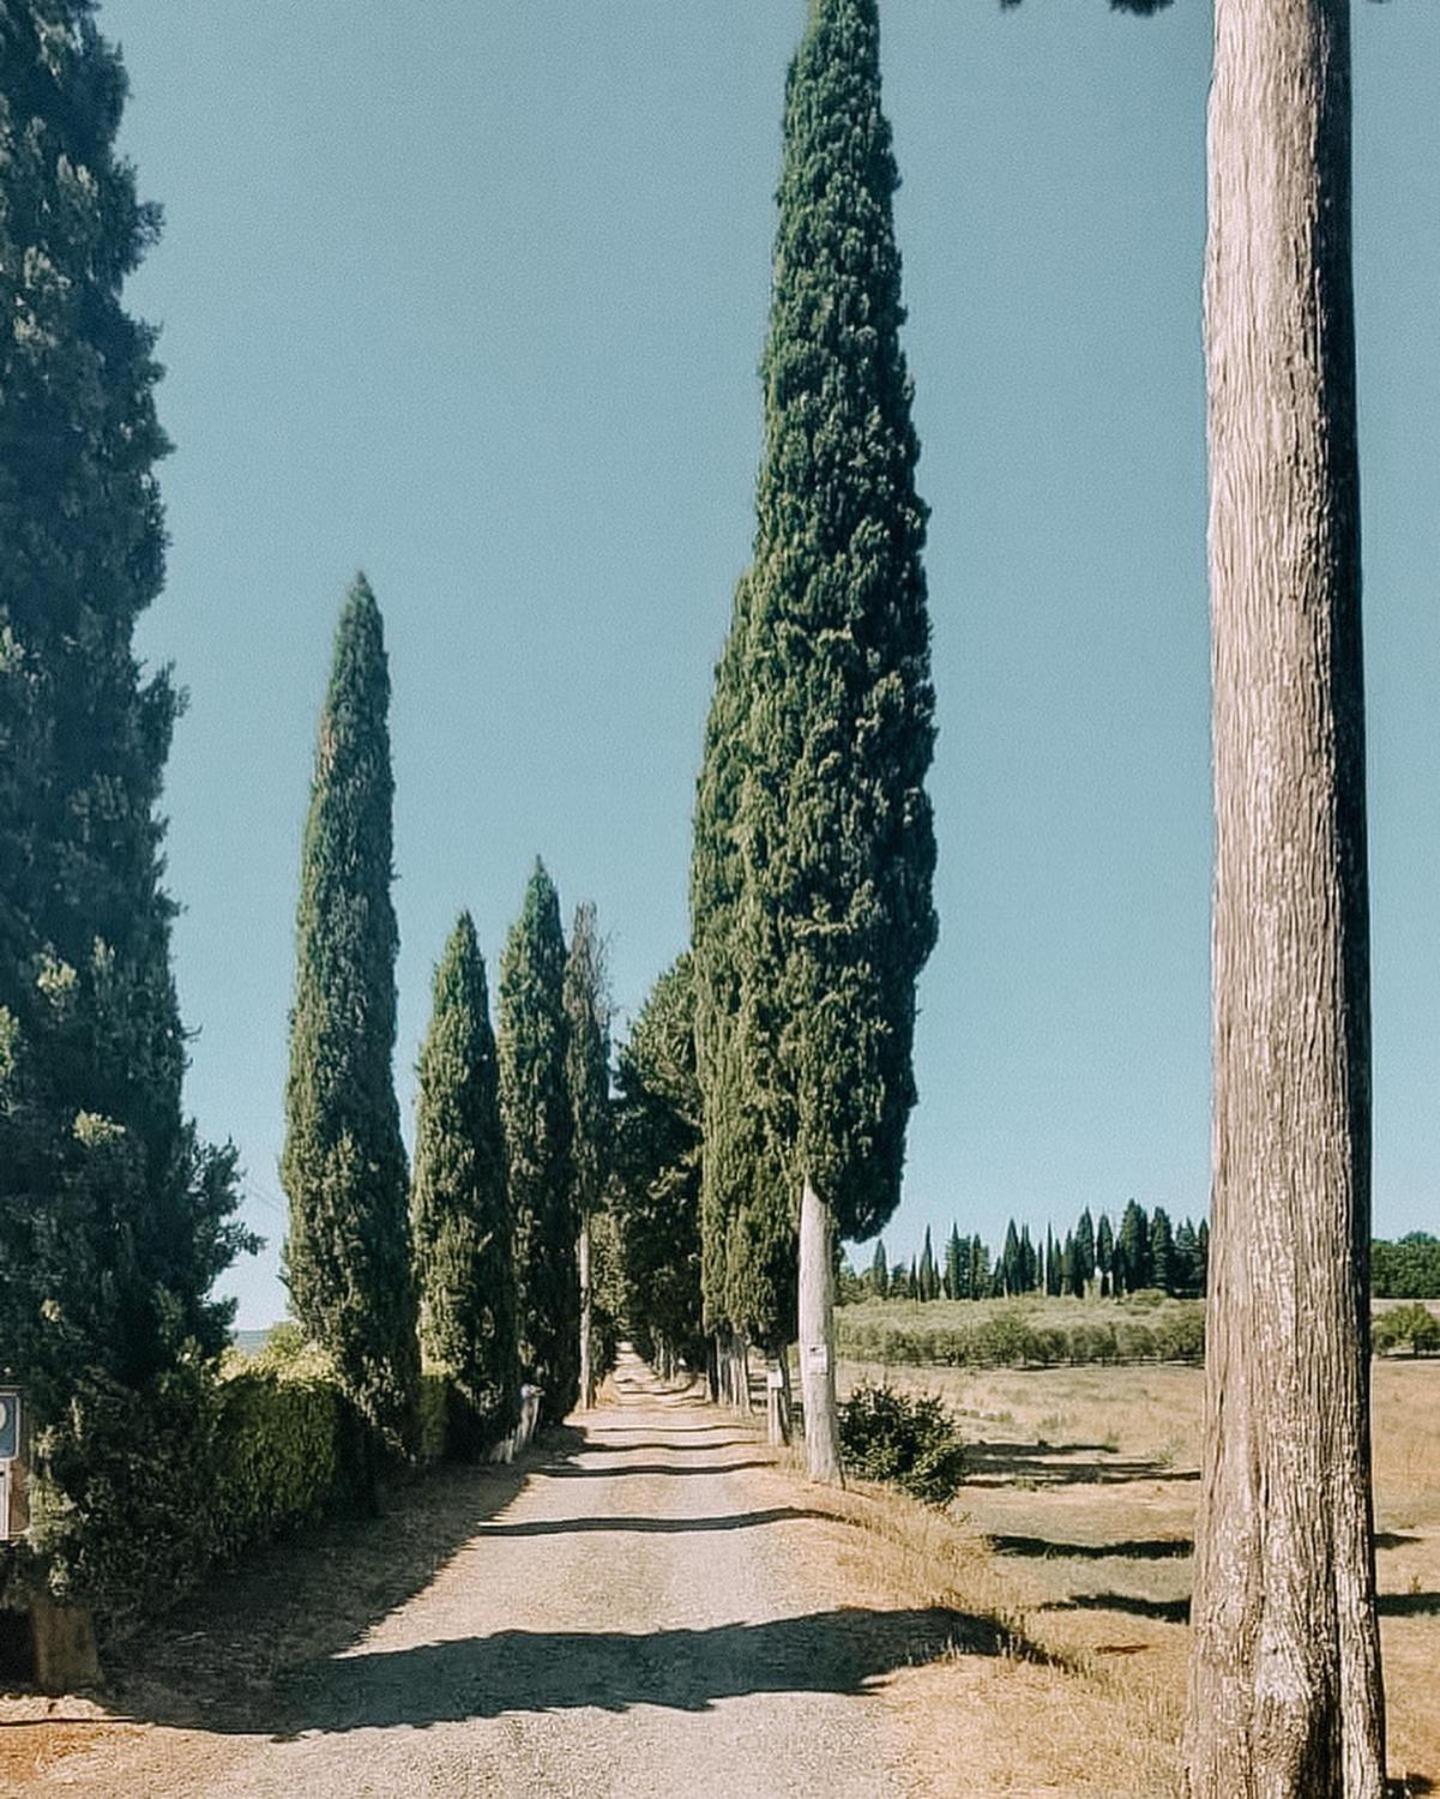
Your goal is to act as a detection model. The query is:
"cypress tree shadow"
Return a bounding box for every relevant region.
[1379,1592,1440,1617]
[196,1606,1012,1739]
[963,1441,1200,1487]
[990,1534,1193,1561]
[472,1506,826,1539]
[539,1460,775,1480]
[1043,1593,1192,1625]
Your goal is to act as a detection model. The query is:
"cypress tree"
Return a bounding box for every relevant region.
[1001,1220,1021,1297]
[564,901,611,1410]
[1097,1211,1115,1298]
[945,1226,963,1302]
[968,1236,989,1300]
[1196,1217,1210,1296]
[0,0,250,1626]
[498,861,577,1424]
[1118,1199,1152,1293]
[1073,1207,1096,1298]
[1173,1218,1201,1300]
[612,956,704,1377]
[1150,1206,1176,1297]
[282,577,417,1458]
[690,574,790,1405]
[410,913,517,1450]
[918,1227,938,1303]
[731,0,935,1481]
[870,1238,889,1299]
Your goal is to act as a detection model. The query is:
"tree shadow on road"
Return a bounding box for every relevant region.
[469,1506,828,1538]
[540,1460,776,1480]
[127,1605,1015,1739]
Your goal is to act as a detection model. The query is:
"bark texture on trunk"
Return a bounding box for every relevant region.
[1184,2,1385,1793]
[798,1178,842,1485]
[579,1219,594,1410]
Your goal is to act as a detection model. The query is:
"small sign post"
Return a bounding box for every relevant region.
[0,1389,19,1541]
[803,1343,829,1378]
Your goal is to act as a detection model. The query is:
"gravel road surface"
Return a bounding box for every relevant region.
[29,1352,959,1797]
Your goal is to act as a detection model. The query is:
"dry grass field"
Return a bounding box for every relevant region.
[835,1349,1440,1795]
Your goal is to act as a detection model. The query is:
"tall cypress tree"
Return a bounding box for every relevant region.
[1073,1207,1096,1297]
[945,1225,963,1302]
[918,1227,938,1303]
[410,912,517,1450]
[690,574,793,1407]
[736,0,936,1481]
[0,0,250,1624]
[1118,1199,1152,1294]
[499,861,577,1424]
[1097,1212,1115,1298]
[282,577,417,1458]
[564,901,611,1409]
[870,1239,889,1298]
[612,956,704,1375]
[1150,1206,1176,1297]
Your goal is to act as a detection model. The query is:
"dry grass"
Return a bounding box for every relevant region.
[834,1354,1440,1794]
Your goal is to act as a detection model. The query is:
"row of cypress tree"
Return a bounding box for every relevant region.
[868,1204,1211,1305]
[280,579,609,1456]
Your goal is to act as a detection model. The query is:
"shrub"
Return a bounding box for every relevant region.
[209,1364,355,1563]
[1373,1303,1440,1358]
[839,1382,966,1505]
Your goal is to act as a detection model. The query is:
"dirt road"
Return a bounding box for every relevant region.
[11,1353,968,1797]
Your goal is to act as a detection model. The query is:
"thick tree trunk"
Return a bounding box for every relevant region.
[578,1218,594,1410]
[1184,3,1385,1794]
[798,1177,842,1484]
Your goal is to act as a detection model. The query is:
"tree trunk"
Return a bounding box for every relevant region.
[798,1177,842,1484]
[1184,2,1385,1793]
[578,1218,594,1410]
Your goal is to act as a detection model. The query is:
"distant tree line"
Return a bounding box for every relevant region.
[1371,1233,1440,1300]
[862,1203,1211,1304]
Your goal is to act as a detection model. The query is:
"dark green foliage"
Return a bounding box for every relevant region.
[612,957,705,1371]
[1073,1208,1096,1297]
[410,913,518,1450]
[731,0,936,1242]
[1115,1199,1151,1296]
[1150,1207,1176,1296]
[870,1239,890,1299]
[1372,1235,1440,1300]
[918,1227,938,1302]
[281,578,418,1459]
[1097,1212,1115,1296]
[564,903,611,1223]
[945,1227,963,1301]
[839,1381,965,1504]
[1372,1303,1440,1357]
[0,0,251,1611]
[1173,1218,1202,1298]
[499,861,577,1423]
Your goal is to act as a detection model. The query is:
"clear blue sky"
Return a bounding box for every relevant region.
[102,0,1440,1329]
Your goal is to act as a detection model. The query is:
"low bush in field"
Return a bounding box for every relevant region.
[839,1381,966,1505]
[835,1298,1206,1370]
[1373,1302,1440,1358]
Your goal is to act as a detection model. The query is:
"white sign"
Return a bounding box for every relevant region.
[766,1369,786,1390]
[803,1343,830,1376]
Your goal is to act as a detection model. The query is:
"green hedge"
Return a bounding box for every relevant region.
[7,1335,489,1637]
